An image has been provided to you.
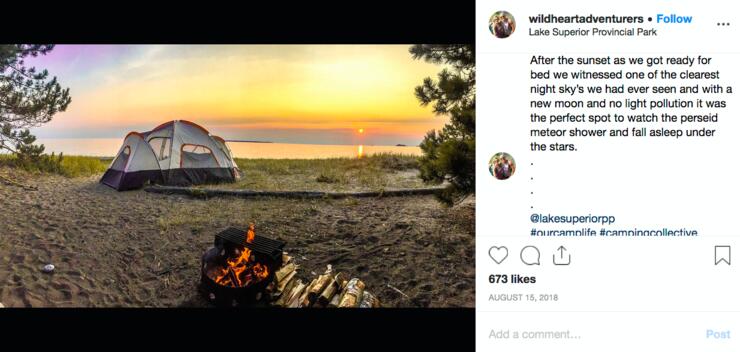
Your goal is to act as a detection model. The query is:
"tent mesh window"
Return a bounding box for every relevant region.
[181,144,219,168]
[110,146,130,171]
[148,137,172,161]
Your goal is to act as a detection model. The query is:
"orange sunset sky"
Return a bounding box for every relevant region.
[28,45,448,146]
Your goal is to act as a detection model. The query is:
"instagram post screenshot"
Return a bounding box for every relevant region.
[478,0,738,350]
[1,1,738,350]
[0,2,475,349]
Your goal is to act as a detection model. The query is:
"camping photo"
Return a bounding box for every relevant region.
[0,45,475,308]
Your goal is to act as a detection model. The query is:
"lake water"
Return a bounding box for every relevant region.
[36,138,422,159]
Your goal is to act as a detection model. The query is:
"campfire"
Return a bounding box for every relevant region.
[200,225,381,308]
[200,224,286,306]
[207,224,268,287]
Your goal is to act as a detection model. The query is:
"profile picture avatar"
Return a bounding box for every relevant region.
[489,11,516,38]
[489,152,516,180]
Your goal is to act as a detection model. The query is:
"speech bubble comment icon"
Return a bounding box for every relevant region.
[520,246,541,265]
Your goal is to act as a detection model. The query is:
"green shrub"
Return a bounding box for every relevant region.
[59,155,109,177]
[0,153,108,178]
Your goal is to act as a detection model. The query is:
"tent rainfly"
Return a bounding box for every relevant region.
[101,120,240,191]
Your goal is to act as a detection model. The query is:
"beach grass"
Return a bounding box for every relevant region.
[226,153,424,192]
[0,154,109,178]
[59,155,110,177]
[1,152,425,192]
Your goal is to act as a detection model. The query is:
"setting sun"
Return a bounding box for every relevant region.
[358,128,364,134]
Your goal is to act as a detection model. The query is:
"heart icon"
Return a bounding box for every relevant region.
[489,246,508,264]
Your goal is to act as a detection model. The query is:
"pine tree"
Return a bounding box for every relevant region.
[410,44,475,205]
[0,45,71,162]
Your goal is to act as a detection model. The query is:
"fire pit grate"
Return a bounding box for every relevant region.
[215,227,285,262]
[200,226,287,306]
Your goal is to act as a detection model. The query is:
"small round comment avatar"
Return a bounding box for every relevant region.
[489,152,516,180]
[489,11,516,39]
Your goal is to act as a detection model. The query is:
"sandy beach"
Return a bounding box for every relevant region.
[0,167,474,308]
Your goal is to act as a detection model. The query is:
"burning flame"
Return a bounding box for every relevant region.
[208,223,269,288]
[246,223,255,243]
[210,246,270,288]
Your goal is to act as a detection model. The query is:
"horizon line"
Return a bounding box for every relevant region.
[35,137,418,148]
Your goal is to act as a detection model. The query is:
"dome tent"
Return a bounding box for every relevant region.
[101,120,240,191]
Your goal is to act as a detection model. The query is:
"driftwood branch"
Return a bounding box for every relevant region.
[0,174,37,190]
[144,185,444,199]
[386,284,411,300]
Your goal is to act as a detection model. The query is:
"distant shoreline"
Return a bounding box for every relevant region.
[225,140,273,143]
[36,138,420,148]
[225,140,417,147]
[33,139,422,159]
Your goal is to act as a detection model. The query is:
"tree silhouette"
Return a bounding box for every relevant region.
[1,45,71,160]
[410,44,475,204]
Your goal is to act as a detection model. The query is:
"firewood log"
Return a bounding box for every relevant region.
[285,281,307,308]
[338,278,365,308]
[286,280,308,307]
[317,278,338,307]
[307,273,333,304]
[277,270,297,293]
[288,281,309,308]
[273,271,298,297]
[227,267,239,288]
[282,252,292,265]
[334,272,349,290]
[272,277,301,305]
[300,278,318,307]
[275,263,297,283]
[275,279,302,307]
[326,272,350,308]
[359,291,380,308]
[328,292,342,308]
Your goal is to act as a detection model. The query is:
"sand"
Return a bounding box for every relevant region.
[0,168,474,308]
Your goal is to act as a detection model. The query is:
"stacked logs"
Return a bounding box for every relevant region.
[265,252,381,308]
